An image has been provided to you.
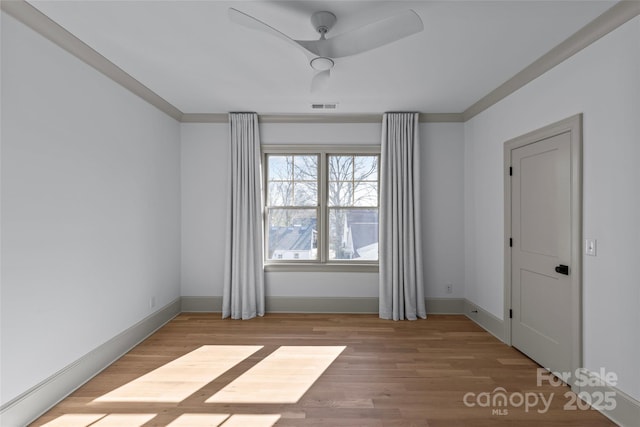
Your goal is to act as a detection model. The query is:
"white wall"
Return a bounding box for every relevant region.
[180,123,228,298]
[180,121,465,299]
[421,123,465,298]
[464,16,640,400]
[0,12,181,405]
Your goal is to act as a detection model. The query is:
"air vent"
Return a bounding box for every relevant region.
[311,103,338,110]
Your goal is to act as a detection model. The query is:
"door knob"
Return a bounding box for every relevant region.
[555,264,569,275]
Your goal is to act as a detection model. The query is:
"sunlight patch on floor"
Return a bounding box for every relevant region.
[90,414,156,426]
[41,414,107,427]
[165,413,230,426]
[206,346,346,404]
[94,345,262,403]
[165,413,281,427]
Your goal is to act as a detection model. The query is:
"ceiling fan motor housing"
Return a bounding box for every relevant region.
[311,11,337,35]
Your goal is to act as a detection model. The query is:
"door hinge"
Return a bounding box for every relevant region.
[509,238,513,247]
[509,309,513,319]
[509,167,512,176]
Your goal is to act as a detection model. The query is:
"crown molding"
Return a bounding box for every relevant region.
[463,1,640,121]
[1,0,183,121]
[261,114,382,124]
[180,113,464,124]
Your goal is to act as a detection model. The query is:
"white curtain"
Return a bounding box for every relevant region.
[379,112,426,320]
[222,113,265,319]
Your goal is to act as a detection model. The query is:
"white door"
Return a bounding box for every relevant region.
[510,130,573,376]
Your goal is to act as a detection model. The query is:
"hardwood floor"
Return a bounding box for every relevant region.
[31,314,615,426]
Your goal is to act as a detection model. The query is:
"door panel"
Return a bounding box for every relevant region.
[520,269,563,344]
[520,149,558,256]
[511,131,572,375]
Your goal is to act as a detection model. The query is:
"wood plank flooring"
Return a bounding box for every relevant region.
[31,314,615,426]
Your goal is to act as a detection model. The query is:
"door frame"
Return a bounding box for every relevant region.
[503,114,583,387]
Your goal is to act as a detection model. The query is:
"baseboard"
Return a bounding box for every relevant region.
[0,298,181,427]
[575,369,640,427]
[181,296,466,315]
[181,296,379,314]
[425,297,465,314]
[266,297,379,313]
[463,300,505,342]
[181,296,223,312]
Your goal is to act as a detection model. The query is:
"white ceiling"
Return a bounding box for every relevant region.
[28,1,616,115]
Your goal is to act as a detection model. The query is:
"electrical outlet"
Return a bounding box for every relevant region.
[149,296,156,309]
[446,284,453,294]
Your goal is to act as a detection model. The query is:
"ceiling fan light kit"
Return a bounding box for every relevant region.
[228,7,424,94]
[310,57,334,71]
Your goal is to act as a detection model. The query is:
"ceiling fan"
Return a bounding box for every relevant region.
[228,7,424,92]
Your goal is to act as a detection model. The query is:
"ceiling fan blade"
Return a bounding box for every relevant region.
[311,69,330,93]
[299,10,424,59]
[228,8,315,59]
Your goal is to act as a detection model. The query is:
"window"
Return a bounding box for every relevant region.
[264,147,379,267]
[266,154,319,261]
[327,155,379,261]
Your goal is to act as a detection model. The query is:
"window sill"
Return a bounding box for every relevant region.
[264,263,379,273]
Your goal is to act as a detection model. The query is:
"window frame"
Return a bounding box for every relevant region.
[263,145,380,273]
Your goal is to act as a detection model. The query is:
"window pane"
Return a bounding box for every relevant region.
[354,182,378,207]
[267,155,318,208]
[329,155,379,208]
[328,208,378,260]
[268,156,292,181]
[328,181,353,207]
[268,181,293,206]
[267,209,318,260]
[294,182,317,206]
[293,155,318,181]
[328,155,353,182]
[354,156,378,181]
